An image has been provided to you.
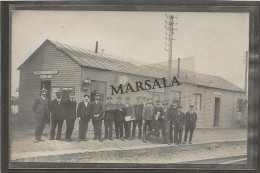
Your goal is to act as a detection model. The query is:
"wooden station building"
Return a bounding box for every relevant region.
[17,39,247,128]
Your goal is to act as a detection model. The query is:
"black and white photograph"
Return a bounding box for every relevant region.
[9,8,251,167]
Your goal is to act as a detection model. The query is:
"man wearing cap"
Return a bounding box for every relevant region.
[142,98,155,143]
[184,104,197,144]
[169,101,178,144]
[103,96,115,141]
[64,91,77,142]
[174,105,186,145]
[154,100,164,140]
[90,93,104,142]
[49,91,65,140]
[114,96,125,140]
[123,97,135,140]
[77,94,91,142]
[132,97,143,139]
[32,89,50,143]
[161,102,173,145]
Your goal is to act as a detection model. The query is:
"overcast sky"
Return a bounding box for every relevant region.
[11,10,249,96]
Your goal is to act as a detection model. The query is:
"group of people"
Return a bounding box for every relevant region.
[32,89,197,145]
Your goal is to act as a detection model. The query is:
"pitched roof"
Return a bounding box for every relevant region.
[18,39,245,92]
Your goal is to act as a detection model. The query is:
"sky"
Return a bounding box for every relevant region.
[11,10,249,96]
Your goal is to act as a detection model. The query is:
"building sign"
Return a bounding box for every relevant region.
[214,92,222,96]
[40,75,52,79]
[34,71,58,75]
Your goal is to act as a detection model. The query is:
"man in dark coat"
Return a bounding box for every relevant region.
[77,94,91,142]
[169,101,178,143]
[174,105,186,145]
[154,100,163,140]
[161,102,172,145]
[184,104,197,144]
[114,96,125,141]
[49,91,65,140]
[103,96,115,141]
[124,97,135,141]
[133,97,144,139]
[142,98,155,143]
[32,89,50,143]
[64,91,77,142]
[90,93,104,142]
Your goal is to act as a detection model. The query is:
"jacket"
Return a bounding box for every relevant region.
[32,97,50,122]
[63,99,77,121]
[77,101,91,121]
[185,111,197,128]
[142,105,155,120]
[160,108,172,122]
[134,103,143,120]
[124,103,135,119]
[103,102,115,120]
[174,111,186,130]
[91,101,104,121]
[115,103,126,122]
[50,98,65,121]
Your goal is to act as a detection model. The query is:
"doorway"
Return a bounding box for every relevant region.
[214,97,221,127]
[40,81,51,99]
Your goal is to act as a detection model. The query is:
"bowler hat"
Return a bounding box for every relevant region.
[189,104,194,108]
[177,105,182,109]
[84,94,89,98]
[41,89,48,93]
[95,93,100,97]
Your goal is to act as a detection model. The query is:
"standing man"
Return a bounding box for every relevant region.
[124,97,135,141]
[184,104,197,144]
[49,91,65,141]
[142,98,155,143]
[133,97,144,139]
[32,89,50,143]
[64,91,77,142]
[161,102,172,145]
[174,105,185,145]
[91,93,104,142]
[169,101,178,143]
[103,96,115,141]
[114,96,125,141]
[77,94,91,142]
[154,100,163,140]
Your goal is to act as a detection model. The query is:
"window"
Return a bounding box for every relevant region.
[194,94,202,111]
[171,91,181,105]
[236,98,244,112]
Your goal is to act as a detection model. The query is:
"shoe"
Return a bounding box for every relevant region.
[49,138,54,140]
[168,143,171,145]
[109,138,113,141]
[38,138,45,142]
[120,138,125,141]
[77,139,81,142]
[93,138,97,140]
[82,139,88,141]
[127,138,131,141]
[183,142,186,144]
[189,142,192,144]
[66,139,70,142]
[56,138,61,140]
[99,139,103,142]
[34,139,39,143]
[116,137,119,139]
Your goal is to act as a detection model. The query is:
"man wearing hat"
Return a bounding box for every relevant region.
[184,104,197,144]
[32,89,50,143]
[123,97,135,140]
[77,94,91,142]
[64,91,77,142]
[132,97,143,139]
[90,93,104,142]
[114,96,125,140]
[169,100,178,143]
[103,96,115,141]
[142,98,155,143]
[49,90,65,140]
[174,105,186,145]
[160,102,172,145]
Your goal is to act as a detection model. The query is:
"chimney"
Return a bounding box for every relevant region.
[95,41,98,53]
[177,58,180,78]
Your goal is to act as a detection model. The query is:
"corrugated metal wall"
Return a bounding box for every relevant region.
[18,43,81,127]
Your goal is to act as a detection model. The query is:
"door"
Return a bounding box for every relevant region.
[214,97,221,127]
[40,81,51,99]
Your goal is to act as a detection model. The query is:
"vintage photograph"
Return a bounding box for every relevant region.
[10,10,249,165]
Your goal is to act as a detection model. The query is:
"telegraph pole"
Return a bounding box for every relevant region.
[164,14,177,102]
[244,51,249,96]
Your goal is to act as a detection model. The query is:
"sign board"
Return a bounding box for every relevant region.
[214,92,222,96]
[34,71,58,75]
[40,75,52,79]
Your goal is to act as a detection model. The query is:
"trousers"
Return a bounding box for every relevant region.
[124,121,132,139]
[50,118,64,140]
[78,120,89,140]
[132,119,142,138]
[184,125,195,143]
[35,117,46,140]
[92,120,102,140]
[65,120,75,140]
[114,119,124,138]
[104,119,113,139]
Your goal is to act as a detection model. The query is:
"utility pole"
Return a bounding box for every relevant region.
[244,51,249,96]
[164,14,177,102]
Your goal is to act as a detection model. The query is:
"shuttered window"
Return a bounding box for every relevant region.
[194,94,202,111]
